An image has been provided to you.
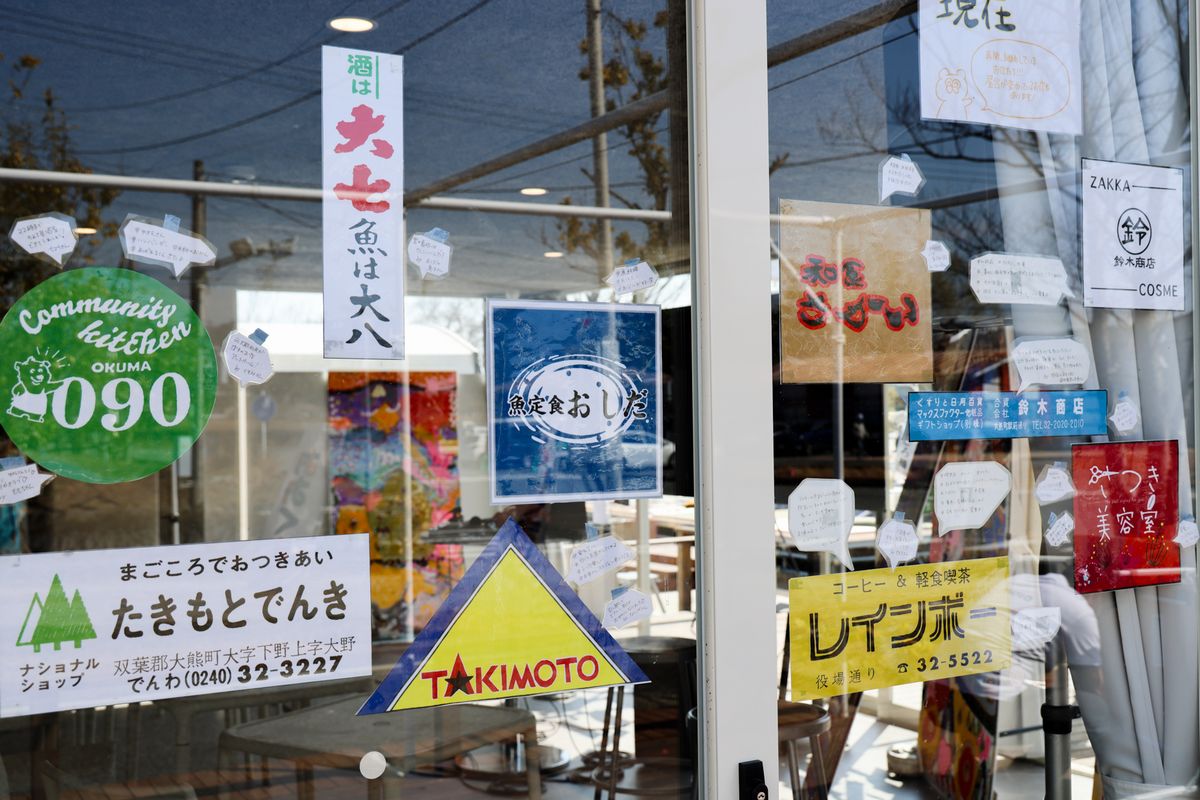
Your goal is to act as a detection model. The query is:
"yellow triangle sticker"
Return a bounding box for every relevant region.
[360,519,649,713]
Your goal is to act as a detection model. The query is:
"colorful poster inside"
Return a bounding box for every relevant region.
[919,0,1082,135]
[789,557,1012,701]
[1073,440,1180,594]
[0,268,218,484]
[487,300,662,504]
[778,200,933,384]
[360,518,649,713]
[0,535,371,717]
[908,391,1108,441]
[322,46,405,359]
[1082,158,1185,311]
[328,372,463,638]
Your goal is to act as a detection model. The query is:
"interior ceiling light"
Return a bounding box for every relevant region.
[329,17,376,32]
[543,251,564,259]
[73,226,97,235]
[520,187,548,196]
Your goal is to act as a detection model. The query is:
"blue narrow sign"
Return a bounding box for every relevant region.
[908,390,1109,442]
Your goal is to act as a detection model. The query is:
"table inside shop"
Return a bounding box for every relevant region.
[218,695,542,799]
[605,502,696,611]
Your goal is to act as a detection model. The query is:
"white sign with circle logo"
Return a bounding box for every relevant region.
[1082,158,1184,311]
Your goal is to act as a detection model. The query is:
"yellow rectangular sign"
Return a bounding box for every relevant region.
[789,557,1011,701]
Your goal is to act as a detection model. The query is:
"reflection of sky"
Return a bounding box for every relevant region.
[0,0,674,295]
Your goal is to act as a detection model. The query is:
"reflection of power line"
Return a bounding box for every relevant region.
[768,29,915,93]
[75,0,499,156]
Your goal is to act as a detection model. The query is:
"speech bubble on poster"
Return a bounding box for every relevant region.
[1175,516,1199,547]
[970,41,1073,121]
[970,253,1074,306]
[1044,511,1074,547]
[119,215,217,278]
[567,535,634,584]
[921,240,951,272]
[607,260,659,295]
[879,154,924,202]
[1011,606,1062,652]
[0,463,53,505]
[222,329,274,386]
[934,461,1011,534]
[788,478,855,570]
[602,587,653,629]
[1013,339,1090,392]
[1109,392,1139,434]
[407,228,452,279]
[876,514,918,570]
[9,213,77,266]
[1035,463,1076,505]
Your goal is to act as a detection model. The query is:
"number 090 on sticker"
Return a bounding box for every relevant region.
[789,557,1011,701]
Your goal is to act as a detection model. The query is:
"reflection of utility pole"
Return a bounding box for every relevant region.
[586,0,614,287]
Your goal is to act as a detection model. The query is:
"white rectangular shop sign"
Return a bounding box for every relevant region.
[322,46,405,359]
[1082,158,1184,311]
[0,535,371,717]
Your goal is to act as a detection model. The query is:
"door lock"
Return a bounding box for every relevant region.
[739,760,769,800]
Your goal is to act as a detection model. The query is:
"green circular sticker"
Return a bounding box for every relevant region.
[0,268,218,483]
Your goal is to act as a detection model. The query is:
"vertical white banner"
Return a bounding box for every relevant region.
[322,46,405,359]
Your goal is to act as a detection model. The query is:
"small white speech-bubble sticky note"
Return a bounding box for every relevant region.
[602,588,653,629]
[876,514,918,570]
[1012,339,1090,391]
[0,463,53,505]
[1011,606,1061,652]
[1034,463,1076,505]
[9,212,78,266]
[969,253,1074,306]
[606,259,659,295]
[788,478,855,570]
[407,228,452,279]
[120,215,217,277]
[567,535,634,584]
[879,154,925,202]
[934,461,1011,534]
[1175,516,1199,547]
[1109,392,1139,434]
[222,329,274,386]
[920,240,951,272]
[1044,511,1074,547]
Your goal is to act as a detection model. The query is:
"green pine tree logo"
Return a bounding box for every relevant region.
[17,575,97,652]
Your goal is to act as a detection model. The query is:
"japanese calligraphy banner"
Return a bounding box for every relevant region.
[0,535,370,718]
[487,300,662,504]
[322,46,404,359]
[1073,440,1180,594]
[908,390,1107,441]
[919,0,1082,135]
[778,200,932,384]
[789,557,1012,702]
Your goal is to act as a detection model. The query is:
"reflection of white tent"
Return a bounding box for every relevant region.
[235,289,479,373]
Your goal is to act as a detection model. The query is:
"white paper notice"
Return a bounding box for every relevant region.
[1011,607,1061,652]
[934,461,1011,534]
[607,260,660,295]
[1012,338,1090,391]
[969,252,1073,306]
[222,330,274,386]
[322,46,405,359]
[1109,393,1139,434]
[0,464,52,505]
[879,154,925,202]
[788,478,855,570]
[921,240,951,272]
[1081,159,1184,311]
[1034,463,1075,505]
[1044,511,1074,547]
[567,536,634,584]
[0,535,371,718]
[119,216,216,278]
[602,588,652,629]
[1175,517,1199,547]
[919,0,1081,135]
[407,229,452,279]
[876,516,918,570]
[9,213,77,266]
